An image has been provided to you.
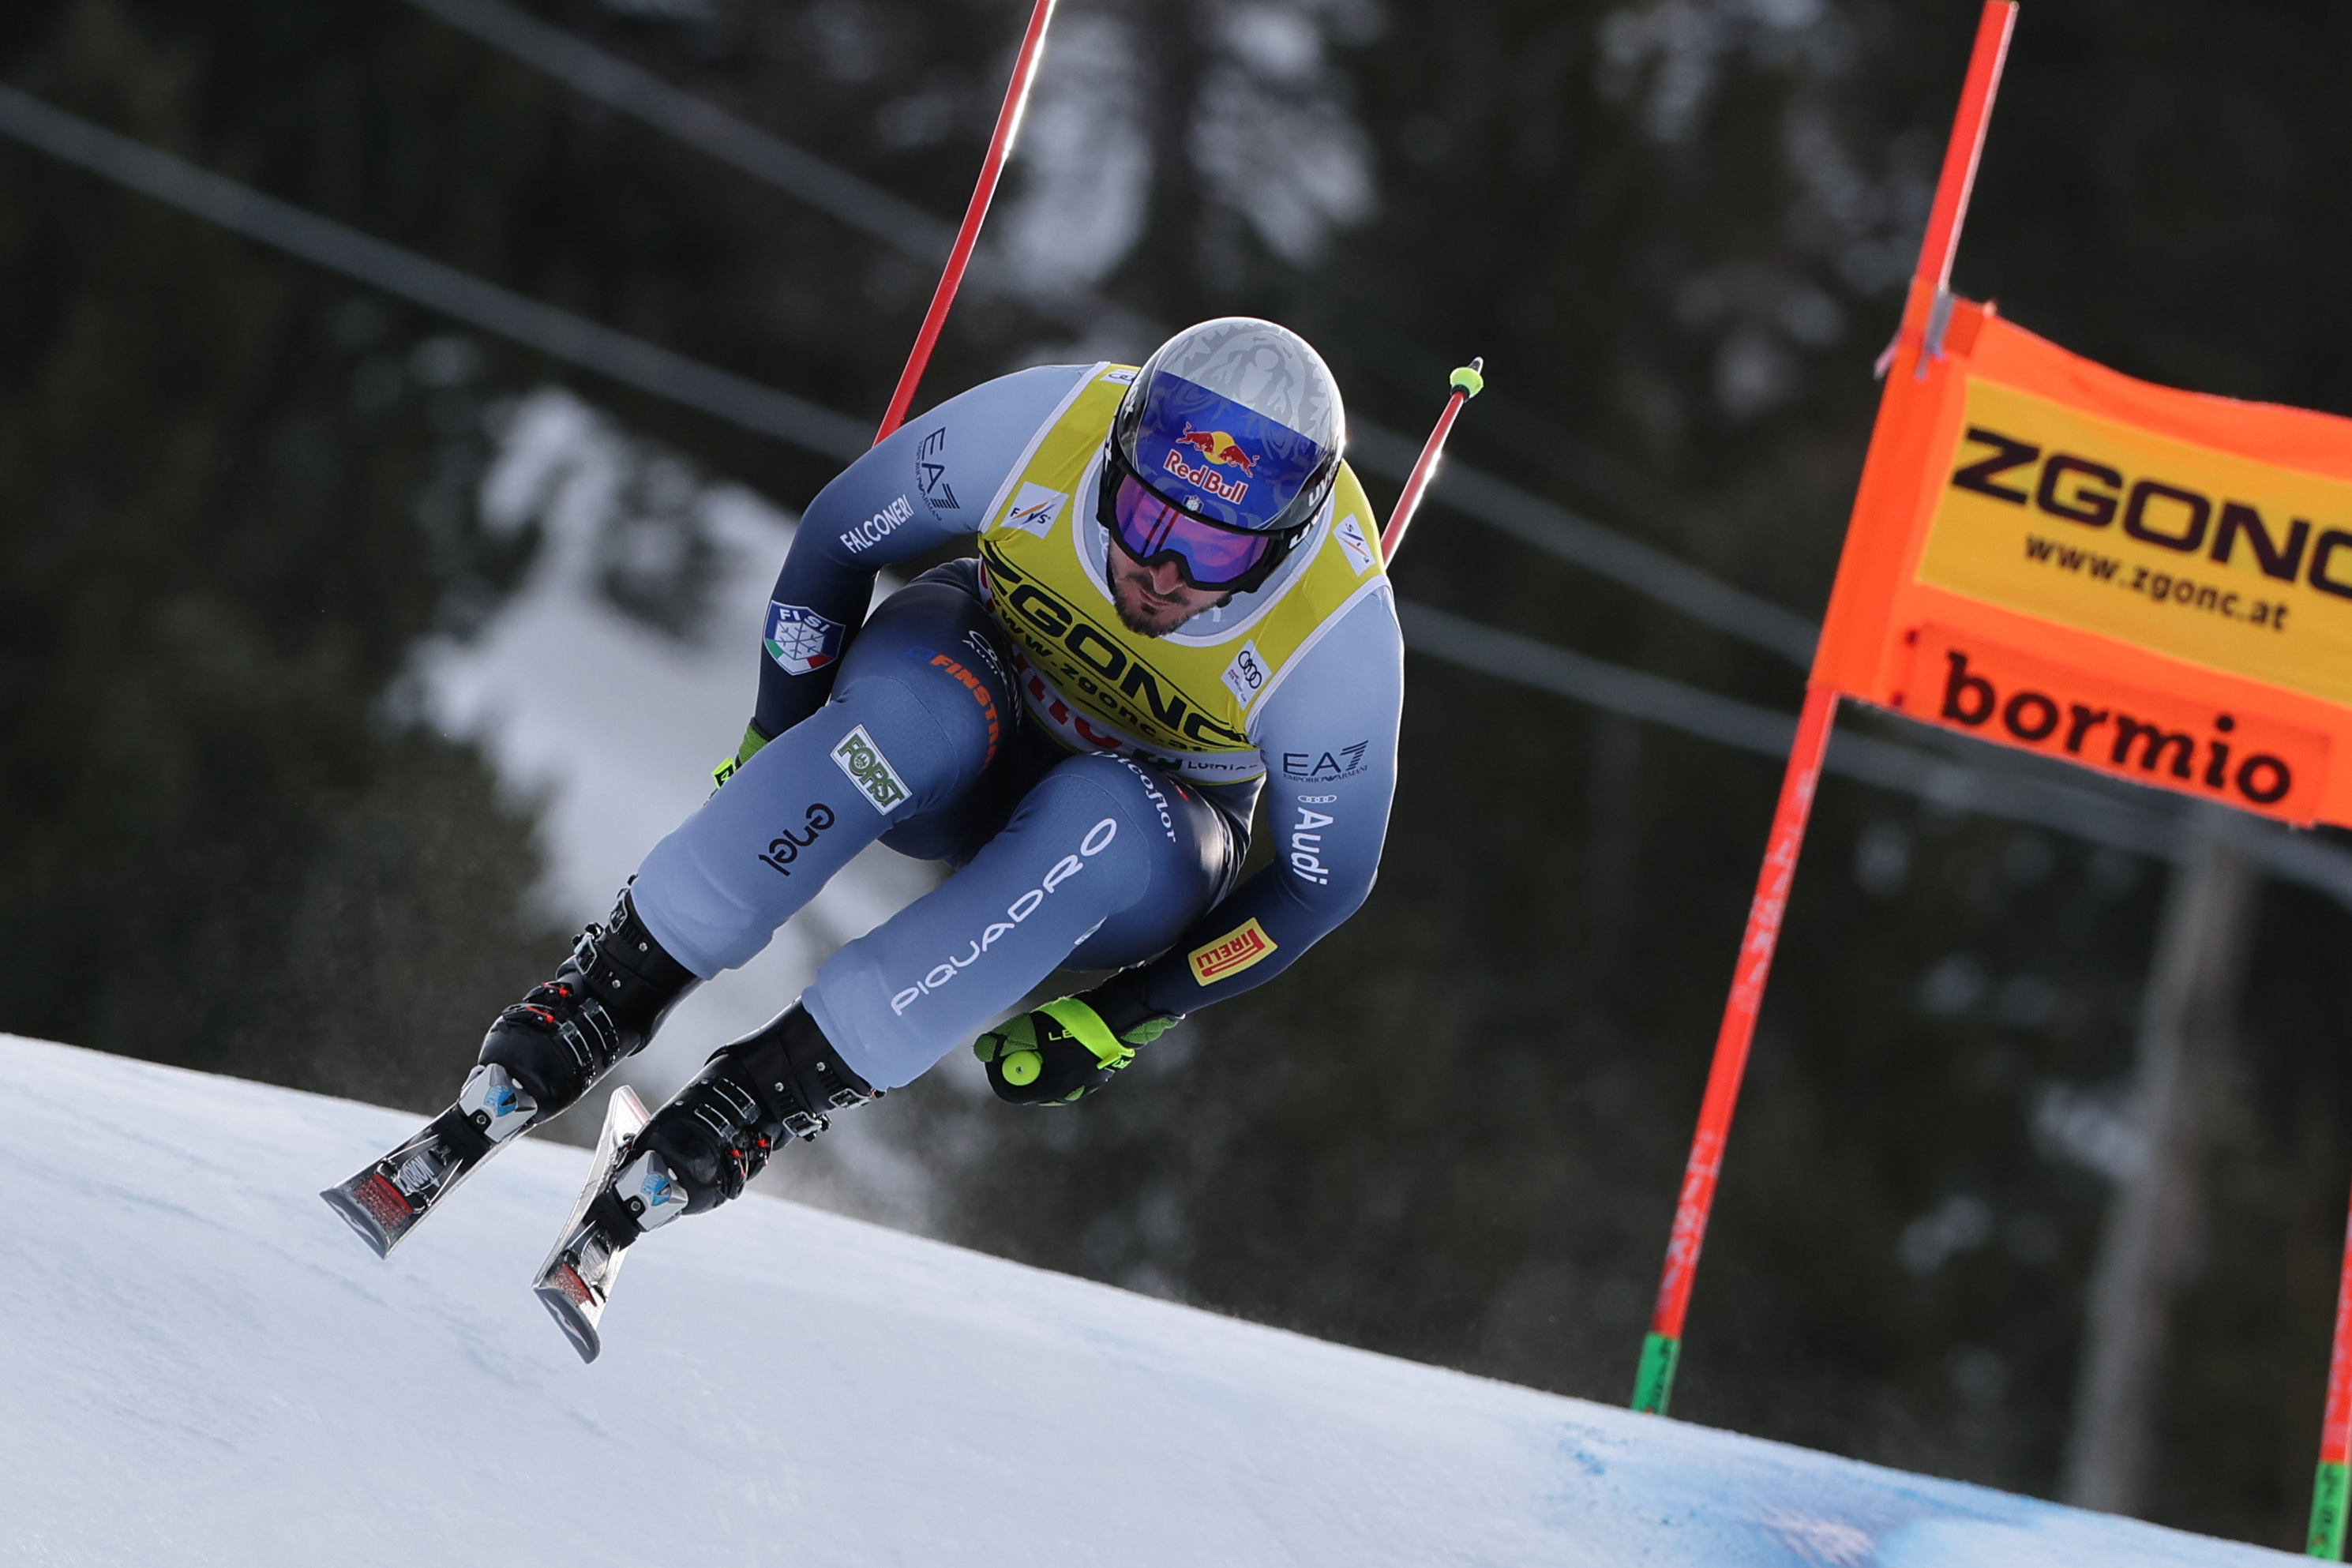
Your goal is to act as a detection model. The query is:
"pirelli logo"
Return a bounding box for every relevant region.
[1188,918,1277,986]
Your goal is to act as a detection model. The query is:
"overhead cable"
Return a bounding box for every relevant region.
[398,0,1821,669]
[1397,602,2352,904]
[0,85,871,460]
[15,86,2343,903]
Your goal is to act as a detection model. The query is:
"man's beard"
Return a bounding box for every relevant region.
[1108,576,1225,636]
[1110,583,1189,636]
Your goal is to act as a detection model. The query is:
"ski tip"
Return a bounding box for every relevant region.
[319,1184,397,1260]
[535,1277,603,1364]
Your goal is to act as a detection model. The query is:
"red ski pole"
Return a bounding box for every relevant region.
[1380,358,1483,561]
[873,0,1060,445]
[1630,0,2018,1418]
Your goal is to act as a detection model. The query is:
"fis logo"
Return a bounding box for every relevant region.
[764,602,844,677]
[1176,425,1257,475]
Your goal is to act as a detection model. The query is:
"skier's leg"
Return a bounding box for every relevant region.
[625,573,1017,977]
[805,752,1236,1090]
[614,753,1233,1227]
[475,573,1016,1132]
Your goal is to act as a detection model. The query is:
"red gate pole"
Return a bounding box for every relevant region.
[2309,1201,2352,1556]
[872,0,1060,445]
[1630,0,2017,1417]
[1631,683,1838,1412]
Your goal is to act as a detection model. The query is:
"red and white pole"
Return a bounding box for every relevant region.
[1381,359,1484,561]
[872,0,1060,445]
[1630,0,2018,1417]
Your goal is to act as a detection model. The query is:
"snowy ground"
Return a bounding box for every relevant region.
[0,1036,2295,1567]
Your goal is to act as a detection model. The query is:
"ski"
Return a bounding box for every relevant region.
[321,1105,501,1257]
[321,1063,537,1256]
[531,1086,651,1364]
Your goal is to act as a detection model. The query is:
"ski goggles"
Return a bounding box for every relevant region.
[1100,454,1296,592]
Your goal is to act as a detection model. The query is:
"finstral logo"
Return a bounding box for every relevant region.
[1901,625,2328,820]
[1162,445,1251,505]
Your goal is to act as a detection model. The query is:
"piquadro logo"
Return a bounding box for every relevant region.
[831,726,910,815]
[890,818,1121,1014]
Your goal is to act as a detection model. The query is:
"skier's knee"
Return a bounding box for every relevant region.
[830,651,1004,797]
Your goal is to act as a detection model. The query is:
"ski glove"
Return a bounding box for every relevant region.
[973,995,1176,1106]
[709,720,771,792]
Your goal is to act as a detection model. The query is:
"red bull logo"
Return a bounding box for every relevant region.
[1177,425,1257,475]
[1163,426,1254,505]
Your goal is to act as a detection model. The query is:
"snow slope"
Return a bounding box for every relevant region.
[0,1036,2294,1567]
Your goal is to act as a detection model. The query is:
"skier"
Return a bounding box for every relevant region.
[329,317,1401,1278]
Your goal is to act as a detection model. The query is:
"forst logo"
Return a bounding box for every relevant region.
[1901,625,2328,820]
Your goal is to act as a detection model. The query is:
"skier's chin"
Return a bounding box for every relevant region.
[1111,582,1204,636]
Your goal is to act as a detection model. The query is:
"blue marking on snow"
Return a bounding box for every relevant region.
[0,1035,2299,1566]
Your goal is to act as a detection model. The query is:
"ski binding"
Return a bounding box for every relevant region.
[532,1086,652,1364]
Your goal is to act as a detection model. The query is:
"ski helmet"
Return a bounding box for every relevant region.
[1099,317,1345,594]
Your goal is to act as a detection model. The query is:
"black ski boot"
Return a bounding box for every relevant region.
[606,1003,877,1236]
[321,886,699,1255]
[527,1004,876,1359]
[475,884,700,1127]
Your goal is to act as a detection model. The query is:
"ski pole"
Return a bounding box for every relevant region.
[872,0,1060,445]
[1379,358,1484,561]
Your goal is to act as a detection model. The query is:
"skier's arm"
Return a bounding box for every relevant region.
[750,364,1090,741]
[1123,587,1404,1018]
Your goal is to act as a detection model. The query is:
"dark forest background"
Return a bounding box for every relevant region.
[5,0,2352,1549]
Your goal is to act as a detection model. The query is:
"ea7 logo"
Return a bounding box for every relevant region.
[1282,742,1370,780]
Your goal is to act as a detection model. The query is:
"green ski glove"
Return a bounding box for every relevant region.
[973,995,1177,1106]
[710,722,771,791]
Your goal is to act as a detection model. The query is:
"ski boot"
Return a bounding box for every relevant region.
[531,1003,874,1360]
[321,886,699,1256]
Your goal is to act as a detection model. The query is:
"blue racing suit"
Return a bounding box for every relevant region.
[628,363,1403,1091]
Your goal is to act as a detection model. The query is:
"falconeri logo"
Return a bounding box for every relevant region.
[831,726,910,814]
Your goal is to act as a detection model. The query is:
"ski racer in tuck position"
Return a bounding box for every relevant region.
[328,317,1403,1301]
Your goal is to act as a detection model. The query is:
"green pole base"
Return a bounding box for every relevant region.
[2311,1461,2348,1559]
[1632,1331,1680,1416]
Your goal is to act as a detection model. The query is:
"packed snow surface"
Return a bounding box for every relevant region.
[0,1036,2294,1566]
